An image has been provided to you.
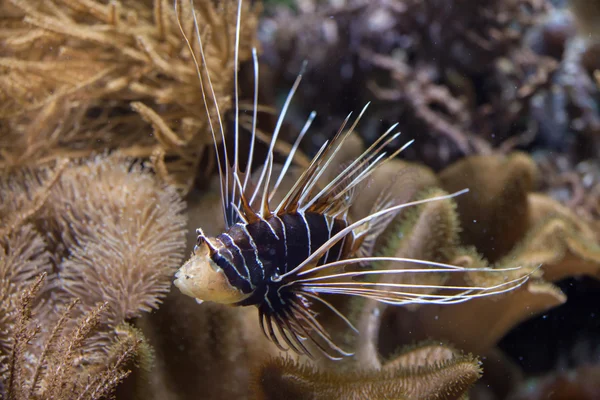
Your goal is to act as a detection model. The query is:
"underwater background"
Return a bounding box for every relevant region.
[1,0,600,399]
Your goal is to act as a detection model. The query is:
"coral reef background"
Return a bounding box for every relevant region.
[1,0,600,399]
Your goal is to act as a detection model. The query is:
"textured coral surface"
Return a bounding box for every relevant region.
[1,0,600,399]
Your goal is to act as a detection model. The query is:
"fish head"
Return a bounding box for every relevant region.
[174,240,251,305]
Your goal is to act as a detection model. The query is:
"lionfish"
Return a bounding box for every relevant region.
[173,0,529,360]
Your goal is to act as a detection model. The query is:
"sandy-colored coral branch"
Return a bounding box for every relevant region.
[254,344,481,400]
[0,153,187,398]
[0,0,259,192]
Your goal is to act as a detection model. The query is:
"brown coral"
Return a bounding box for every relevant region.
[365,152,600,358]
[0,0,259,191]
[260,0,558,168]
[508,363,600,400]
[1,274,152,400]
[254,342,482,400]
[48,155,187,325]
[0,154,186,397]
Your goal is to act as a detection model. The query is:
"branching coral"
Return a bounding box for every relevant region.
[532,34,600,158]
[0,154,187,397]
[260,0,560,168]
[0,0,259,191]
[0,225,50,355]
[0,163,62,357]
[0,274,151,400]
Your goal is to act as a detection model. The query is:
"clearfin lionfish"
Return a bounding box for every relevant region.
[173,0,530,360]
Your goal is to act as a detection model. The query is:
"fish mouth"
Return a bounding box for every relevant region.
[173,267,184,287]
[173,267,194,297]
[174,268,182,280]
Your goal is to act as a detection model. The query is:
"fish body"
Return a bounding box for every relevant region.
[172,0,531,360]
[214,213,354,302]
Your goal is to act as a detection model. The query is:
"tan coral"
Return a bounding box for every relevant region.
[0,224,51,354]
[43,154,188,325]
[0,154,188,397]
[0,0,260,192]
[521,194,600,281]
[386,276,566,354]
[253,342,481,400]
[0,275,152,400]
[438,152,538,262]
[128,293,282,400]
[349,159,440,222]
[364,152,600,357]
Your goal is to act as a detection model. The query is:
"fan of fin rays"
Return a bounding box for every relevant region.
[174,0,533,360]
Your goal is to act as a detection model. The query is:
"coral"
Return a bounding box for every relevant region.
[125,293,280,400]
[47,155,187,325]
[0,154,186,397]
[0,274,151,400]
[261,0,599,174]
[534,35,600,158]
[1,0,599,398]
[0,0,259,191]
[0,163,63,357]
[254,342,481,400]
[260,0,559,168]
[570,0,600,40]
[0,224,50,354]
[508,363,600,400]
[536,139,600,237]
[363,152,600,357]
[0,154,187,326]
[438,153,537,263]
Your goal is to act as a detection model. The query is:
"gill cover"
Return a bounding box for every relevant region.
[174,240,251,304]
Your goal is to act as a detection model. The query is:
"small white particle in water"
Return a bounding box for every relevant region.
[473,219,477,223]
[373,308,380,317]
[195,298,204,305]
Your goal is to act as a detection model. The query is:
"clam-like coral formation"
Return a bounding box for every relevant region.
[369,153,600,356]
